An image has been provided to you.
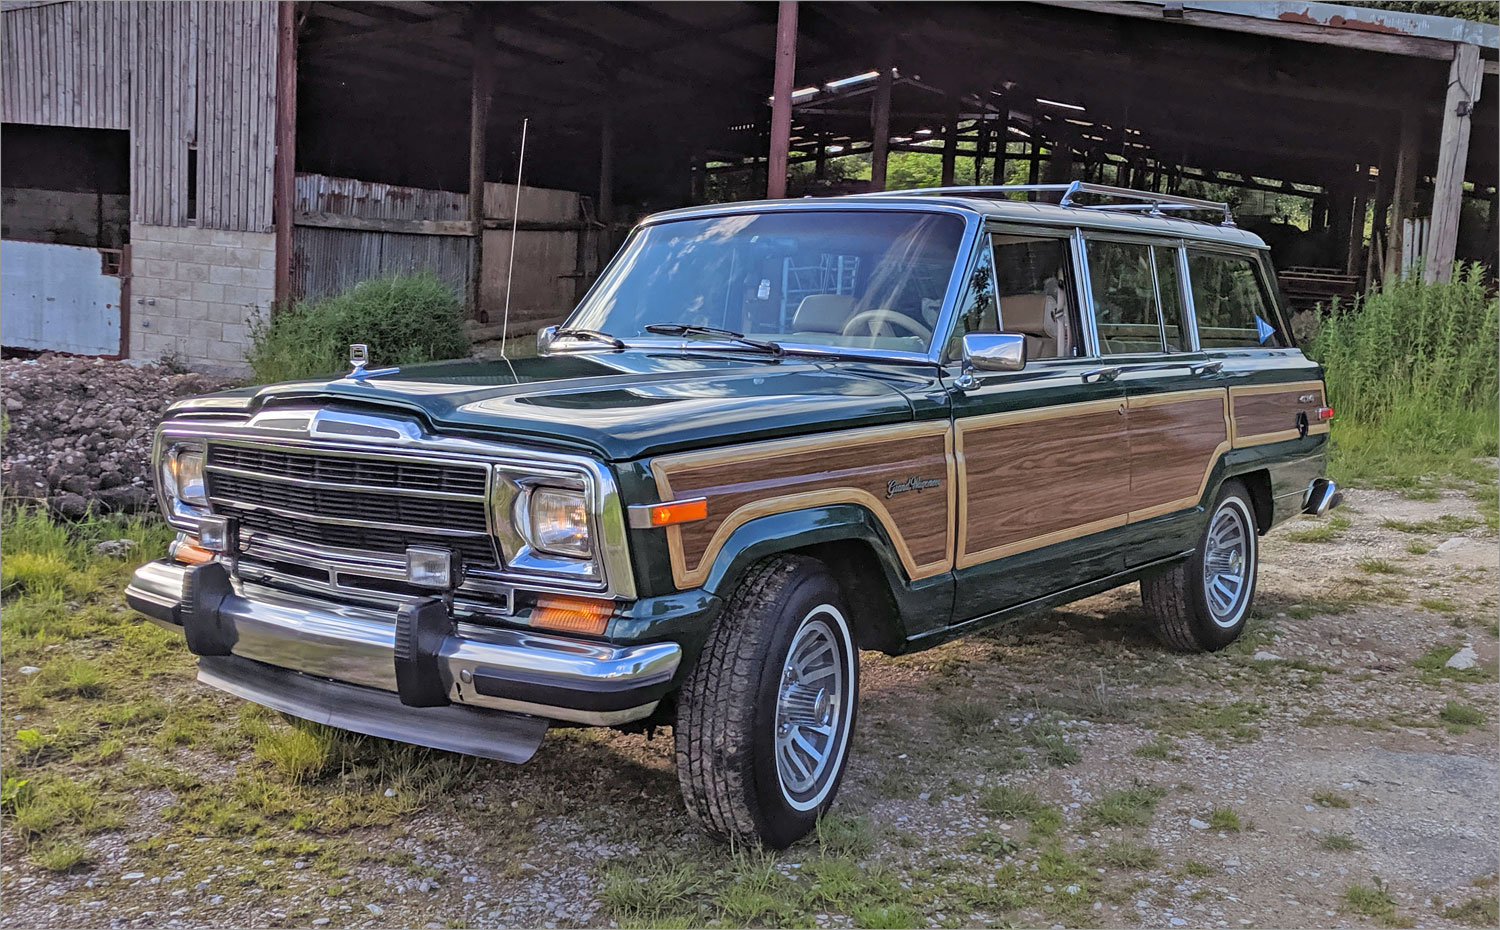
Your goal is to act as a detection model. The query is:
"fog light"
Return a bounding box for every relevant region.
[197,516,236,553]
[406,546,458,590]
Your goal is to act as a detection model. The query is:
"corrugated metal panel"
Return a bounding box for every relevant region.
[292,173,474,302]
[1,1,275,231]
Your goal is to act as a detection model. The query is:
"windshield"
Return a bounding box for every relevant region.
[566,210,967,355]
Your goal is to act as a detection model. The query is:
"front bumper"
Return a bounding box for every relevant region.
[127,560,682,752]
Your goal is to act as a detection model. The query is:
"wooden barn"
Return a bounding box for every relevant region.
[2,1,1495,370]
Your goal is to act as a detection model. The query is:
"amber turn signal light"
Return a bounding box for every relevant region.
[530,595,615,636]
[644,498,708,528]
[170,538,216,565]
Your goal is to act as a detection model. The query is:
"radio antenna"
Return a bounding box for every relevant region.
[499,117,529,359]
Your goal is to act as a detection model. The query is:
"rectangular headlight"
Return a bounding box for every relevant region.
[525,486,592,558]
[161,445,208,508]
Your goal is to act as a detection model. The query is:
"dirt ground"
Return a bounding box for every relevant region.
[2,487,1496,930]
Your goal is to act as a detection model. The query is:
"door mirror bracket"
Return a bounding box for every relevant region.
[956,332,1027,388]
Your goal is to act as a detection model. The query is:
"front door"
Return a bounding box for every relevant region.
[948,228,1130,621]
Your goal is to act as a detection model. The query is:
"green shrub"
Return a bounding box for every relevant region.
[1308,266,1499,485]
[246,273,469,383]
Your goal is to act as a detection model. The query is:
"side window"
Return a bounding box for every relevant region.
[992,233,1080,360]
[1086,240,1163,355]
[1154,245,1190,353]
[1186,251,1287,349]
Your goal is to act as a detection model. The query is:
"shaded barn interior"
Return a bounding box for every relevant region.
[291,0,1498,330]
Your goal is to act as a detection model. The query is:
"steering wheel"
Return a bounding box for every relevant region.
[840,309,933,342]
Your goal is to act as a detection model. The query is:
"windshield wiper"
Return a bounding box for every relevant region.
[643,323,783,357]
[553,327,625,350]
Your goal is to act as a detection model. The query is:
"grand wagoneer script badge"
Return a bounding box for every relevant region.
[886,476,942,498]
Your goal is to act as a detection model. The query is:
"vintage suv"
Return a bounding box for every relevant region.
[129,183,1339,847]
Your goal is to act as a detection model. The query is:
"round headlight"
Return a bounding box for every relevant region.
[525,486,591,558]
[162,446,208,508]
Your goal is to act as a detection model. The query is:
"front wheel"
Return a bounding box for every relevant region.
[1141,480,1259,652]
[675,555,859,848]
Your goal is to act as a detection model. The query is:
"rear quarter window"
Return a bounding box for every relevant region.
[1186,250,1286,349]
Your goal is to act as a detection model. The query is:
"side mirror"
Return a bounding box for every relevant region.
[961,332,1027,377]
[536,325,559,354]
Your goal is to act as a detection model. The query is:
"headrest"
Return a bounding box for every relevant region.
[1001,293,1049,336]
[793,294,855,333]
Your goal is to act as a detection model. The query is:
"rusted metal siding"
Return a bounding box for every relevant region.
[292,173,474,302]
[1,0,276,232]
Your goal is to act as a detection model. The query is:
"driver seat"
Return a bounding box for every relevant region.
[792,294,855,333]
[999,293,1056,358]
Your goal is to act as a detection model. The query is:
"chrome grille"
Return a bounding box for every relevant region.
[203,441,500,570]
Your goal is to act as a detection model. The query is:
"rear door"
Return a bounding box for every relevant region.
[947,226,1130,621]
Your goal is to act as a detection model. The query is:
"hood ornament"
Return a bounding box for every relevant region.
[345,344,400,381]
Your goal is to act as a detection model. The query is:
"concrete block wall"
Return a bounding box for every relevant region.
[128,223,274,371]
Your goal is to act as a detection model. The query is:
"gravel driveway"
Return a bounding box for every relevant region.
[2,487,1495,929]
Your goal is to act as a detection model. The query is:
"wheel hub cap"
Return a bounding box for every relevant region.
[1203,503,1251,627]
[774,615,849,804]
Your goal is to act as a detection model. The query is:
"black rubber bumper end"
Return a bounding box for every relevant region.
[181,562,237,657]
[394,596,453,707]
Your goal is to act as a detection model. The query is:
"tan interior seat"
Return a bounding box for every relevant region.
[999,293,1055,359]
[792,294,855,334]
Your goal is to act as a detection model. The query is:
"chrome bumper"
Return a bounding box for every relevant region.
[126,560,681,731]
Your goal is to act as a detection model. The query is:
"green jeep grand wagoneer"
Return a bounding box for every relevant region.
[129,183,1340,847]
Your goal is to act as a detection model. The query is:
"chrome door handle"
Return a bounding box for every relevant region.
[1081,367,1120,383]
[1191,360,1224,376]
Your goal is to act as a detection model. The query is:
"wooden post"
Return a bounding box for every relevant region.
[273,1,297,308]
[1385,108,1421,280]
[1425,43,1483,284]
[597,107,614,274]
[1368,152,1394,285]
[766,0,797,199]
[1345,167,1368,277]
[940,95,959,186]
[974,110,990,185]
[993,106,1008,185]
[466,10,495,319]
[869,46,893,191]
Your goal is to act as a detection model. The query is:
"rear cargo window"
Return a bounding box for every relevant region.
[1186,251,1286,349]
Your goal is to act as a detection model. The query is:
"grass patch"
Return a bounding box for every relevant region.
[1343,876,1409,928]
[1084,784,1166,828]
[1356,558,1402,575]
[1406,540,1434,555]
[1086,842,1160,870]
[1285,513,1352,543]
[1438,701,1486,732]
[1444,896,1500,927]
[1414,645,1496,683]
[1321,832,1362,851]
[1207,808,1242,832]
[1181,859,1217,877]
[1381,515,1483,535]
[1313,790,1352,809]
[977,785,1042,820]
[1419,596,1460,614]
[1132,737,1181,762]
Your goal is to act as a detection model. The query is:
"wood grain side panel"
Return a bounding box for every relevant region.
[958,402,1129,565]
[652,424,954,589]
[1230,380,1327,446]
[1127,392,1230,518]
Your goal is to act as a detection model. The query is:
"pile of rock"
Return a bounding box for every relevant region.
[2,354,233,517]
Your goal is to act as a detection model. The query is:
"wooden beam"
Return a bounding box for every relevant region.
[1035,0,1464,61]
[296,212,474,236]
[767,0,798,199]
[274,1,298,307]
[870,47,893,191]
[467,9,495,318]
[1425,43,1483,283]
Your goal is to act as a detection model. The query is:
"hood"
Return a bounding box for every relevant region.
[168,351,943,460]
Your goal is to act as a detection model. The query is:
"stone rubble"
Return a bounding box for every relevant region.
[1,354,234,517]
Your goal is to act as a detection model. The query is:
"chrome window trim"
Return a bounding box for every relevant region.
[156,414,636,601]
[561,204,984,367]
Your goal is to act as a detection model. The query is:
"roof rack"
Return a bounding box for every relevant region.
[859,181,1235,226]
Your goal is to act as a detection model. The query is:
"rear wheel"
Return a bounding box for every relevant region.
[675,555,858,847]
[1141,480,1258,652]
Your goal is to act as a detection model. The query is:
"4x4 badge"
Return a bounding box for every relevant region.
[887,476,942,498]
